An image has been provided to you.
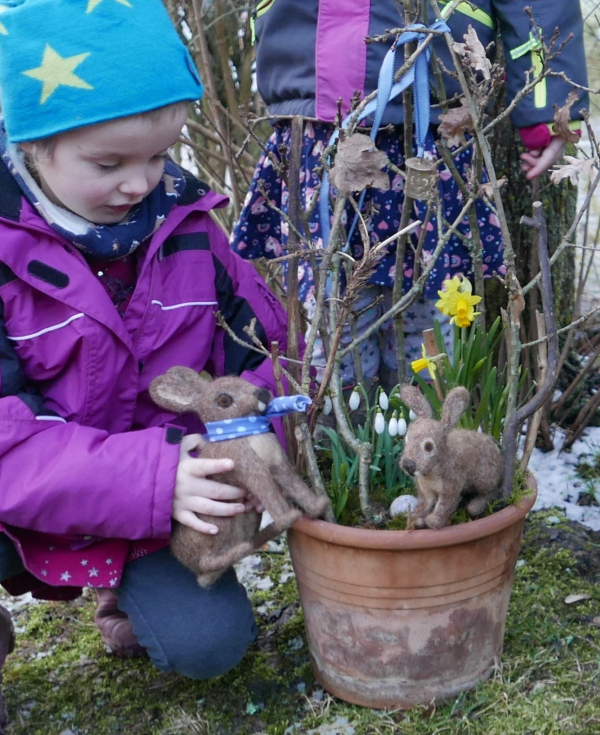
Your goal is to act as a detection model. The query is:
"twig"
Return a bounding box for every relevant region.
[521,304,600,349]
[523,166,600,295]
[502,203,559,497]
[519,311,548,471]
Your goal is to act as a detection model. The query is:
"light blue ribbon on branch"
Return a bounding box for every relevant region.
[319,19,450,253]
[203,395,312,442]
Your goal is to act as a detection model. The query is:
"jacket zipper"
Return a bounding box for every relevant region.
[440,1,494,30]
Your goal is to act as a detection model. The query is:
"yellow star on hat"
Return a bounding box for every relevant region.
[86,0,132,13]
[23,44,93,104]
[0,7,9,36]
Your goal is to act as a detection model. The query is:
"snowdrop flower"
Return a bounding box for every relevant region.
[388,412,398,437]
[378,389,389,411]
[397,417,407,436]
[349,388,361,411]
[374,409,385,435]
[323,395,332,416]
[409,409,417,421]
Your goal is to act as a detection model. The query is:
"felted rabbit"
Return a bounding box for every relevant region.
[399,386,504,529]
[150,367,330,586]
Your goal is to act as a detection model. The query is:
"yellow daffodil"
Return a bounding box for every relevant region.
[410,344,437,379]
[435,275,463,316]
[451,296,481,327]
[435,276,481,326]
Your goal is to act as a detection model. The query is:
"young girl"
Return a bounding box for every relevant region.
[232,0,588,389]
[0,0,291,723]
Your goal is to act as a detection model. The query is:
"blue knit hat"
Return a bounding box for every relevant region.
[0,0,203,143]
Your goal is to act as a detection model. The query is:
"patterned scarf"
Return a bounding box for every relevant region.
[0,125,186,260]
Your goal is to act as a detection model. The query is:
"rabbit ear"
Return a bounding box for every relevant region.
[440,387,469,428]
[400,385,433,419]
[149,366,208,414]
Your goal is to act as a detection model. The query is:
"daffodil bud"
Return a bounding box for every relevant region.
[388,412,398,437]
[378,389,389,411]
[374,409,385,435]
[397,417,407,436]
[323,395,332,416]
[409,409,417,421]
[349,388,361,411]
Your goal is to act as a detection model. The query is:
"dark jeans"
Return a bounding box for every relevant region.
[0,534,257,679]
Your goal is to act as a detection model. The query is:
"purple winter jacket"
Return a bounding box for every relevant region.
[0,163,289,595]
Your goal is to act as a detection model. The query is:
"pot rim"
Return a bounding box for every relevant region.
[293,474,538,550]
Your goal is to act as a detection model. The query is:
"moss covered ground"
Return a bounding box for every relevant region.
[2,509,600,735]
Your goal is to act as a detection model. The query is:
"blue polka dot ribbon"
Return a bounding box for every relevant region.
[203,395,312,443]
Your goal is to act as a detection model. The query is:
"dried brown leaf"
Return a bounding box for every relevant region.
[453,25,492,80]
[480,177,506,201]
[328,133,390,196]
[438,100,474,148]
[550,155,598,186]
[552,90,581,143]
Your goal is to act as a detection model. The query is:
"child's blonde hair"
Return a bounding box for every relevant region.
[21,101,189,181]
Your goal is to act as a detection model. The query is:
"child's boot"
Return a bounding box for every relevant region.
[94,589,146,658]
[0,604,15,734]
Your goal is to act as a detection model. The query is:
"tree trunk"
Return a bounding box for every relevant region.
[486,123,577,331]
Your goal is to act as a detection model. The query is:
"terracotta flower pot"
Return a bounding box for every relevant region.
[287,477,537,709]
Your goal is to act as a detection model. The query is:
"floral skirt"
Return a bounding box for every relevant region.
[231,121,505,302]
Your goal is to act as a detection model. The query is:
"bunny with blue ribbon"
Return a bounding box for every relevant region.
[150,367,330,587]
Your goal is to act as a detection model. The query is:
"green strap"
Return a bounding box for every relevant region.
[510,32,547,109]
[510,31,542,60]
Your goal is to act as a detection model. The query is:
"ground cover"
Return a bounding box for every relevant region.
[2,508,600,735]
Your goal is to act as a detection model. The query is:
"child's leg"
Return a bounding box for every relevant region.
[116,547,257,680]
[95,588,146,658]
[0,534,25,581]
[308,283,382,387]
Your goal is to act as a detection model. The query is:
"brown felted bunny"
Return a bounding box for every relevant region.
[399,385,504,529]
[150,367,330,586]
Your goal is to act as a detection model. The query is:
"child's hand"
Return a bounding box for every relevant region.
[173,434,248,535]
[520,135,568,180]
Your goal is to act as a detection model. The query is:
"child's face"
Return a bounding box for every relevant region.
[21,107,188,224]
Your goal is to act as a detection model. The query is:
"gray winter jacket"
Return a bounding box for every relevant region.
[253,0,588,128]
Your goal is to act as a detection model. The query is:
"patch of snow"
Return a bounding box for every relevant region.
[287,636,304,651]
[255,601,277,615]
[234,553,265,590]
[0,590,42,613]
[528,426,600,530]
[307,717,356,735]
[278,564,295,584]
[285,716,356,735]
